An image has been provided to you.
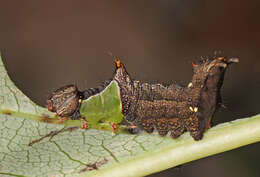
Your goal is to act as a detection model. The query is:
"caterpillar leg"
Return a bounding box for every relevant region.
[126,125,140,134]
[184,115,202,140]
[141,118,155,134]
[155,118,168,136]
[168,118,186,138]
[80,117,88,129]
[121,117,140,134]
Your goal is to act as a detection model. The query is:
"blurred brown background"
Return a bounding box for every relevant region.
[0,1,259,176]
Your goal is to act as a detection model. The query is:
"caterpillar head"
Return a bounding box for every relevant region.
[46,85,81,117]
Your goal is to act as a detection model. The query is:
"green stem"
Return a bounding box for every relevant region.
[82,114,260,177]
[0,108,128,133]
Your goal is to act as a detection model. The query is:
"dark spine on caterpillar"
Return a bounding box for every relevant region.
[113,60,138,122]
[113,57,238,140]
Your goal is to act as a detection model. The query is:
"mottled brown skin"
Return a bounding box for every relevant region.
[114,56,239,140]
[46,56,238,141]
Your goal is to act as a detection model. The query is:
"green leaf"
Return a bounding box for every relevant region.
[80,81,124,125]
[0,54,260,177]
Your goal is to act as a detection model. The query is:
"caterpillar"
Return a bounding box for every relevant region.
[46,56,239,140]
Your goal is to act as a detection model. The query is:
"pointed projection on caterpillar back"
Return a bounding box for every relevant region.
[46,56,239,140]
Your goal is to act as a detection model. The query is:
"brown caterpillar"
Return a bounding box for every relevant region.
[47,56,239,140]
